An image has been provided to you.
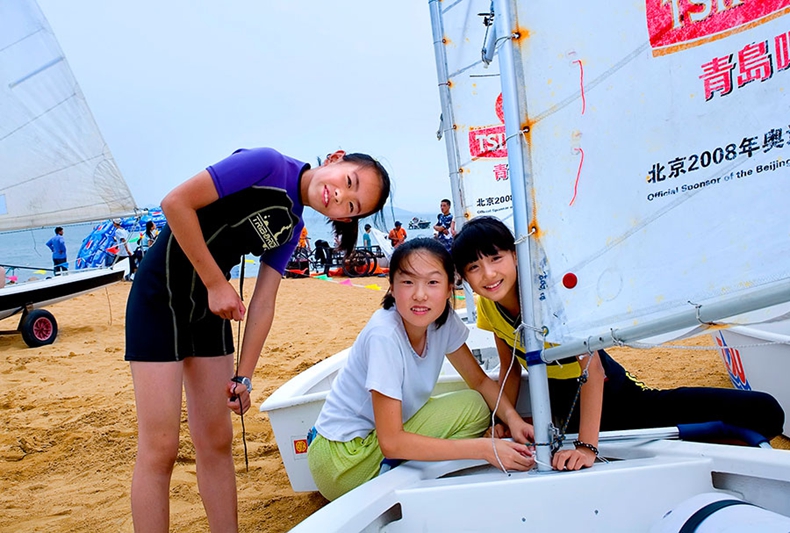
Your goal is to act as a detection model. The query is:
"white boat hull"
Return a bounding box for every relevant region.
[289,439,790,532]
[0,260,127,321]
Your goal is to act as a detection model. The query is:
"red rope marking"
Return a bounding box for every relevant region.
[573,59,585,115]
[569,147,584,206]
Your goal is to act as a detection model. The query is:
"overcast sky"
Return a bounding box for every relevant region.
[36,1,451,214]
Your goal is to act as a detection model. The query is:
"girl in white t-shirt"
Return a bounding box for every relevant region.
[307,237,535,500]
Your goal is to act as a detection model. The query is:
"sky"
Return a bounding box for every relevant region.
[36,0,451,214]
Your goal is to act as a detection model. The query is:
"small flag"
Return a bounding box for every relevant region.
[245,258,255,264]
[454,295,466,300]
[34,269,46,274]
[339,279,353,286]
[314,274,329,280]
[364,284,381,291]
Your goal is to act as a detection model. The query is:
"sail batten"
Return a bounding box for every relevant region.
[0,0,136,232]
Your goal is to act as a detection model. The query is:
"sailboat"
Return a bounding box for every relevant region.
[0,0,138,346]
[261,0,790,530]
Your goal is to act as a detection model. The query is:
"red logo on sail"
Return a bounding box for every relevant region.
[469,93,508,159]
[646,0,790,55]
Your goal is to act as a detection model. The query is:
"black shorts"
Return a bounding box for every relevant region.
[124,227,234,362]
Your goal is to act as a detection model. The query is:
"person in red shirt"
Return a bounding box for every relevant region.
[388,220,407,247]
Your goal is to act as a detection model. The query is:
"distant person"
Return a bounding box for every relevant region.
[140,221,158,256]
[307,238,533,500]
[433,198,455,252]
[362,224,372,249]
[298,226,311,253]
[45,226,68,274]
[388,220,407,247]
[133,221,159,269]
[107,218,135,279]
[314,239,333,275]
[124,147,390,532]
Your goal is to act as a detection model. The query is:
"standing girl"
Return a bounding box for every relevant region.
[140,220,158,256]
[307,238,534,501]
[125,148,390,532]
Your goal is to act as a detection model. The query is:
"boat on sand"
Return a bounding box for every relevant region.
[261,0,790,530]
[0,0,140,346]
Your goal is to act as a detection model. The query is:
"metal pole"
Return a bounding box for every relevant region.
[493,0,553,471]
[428,0,476,318]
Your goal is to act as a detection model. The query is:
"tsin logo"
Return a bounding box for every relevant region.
[468,93,508,159]
[646,0,790,56]
[714,331,751,390]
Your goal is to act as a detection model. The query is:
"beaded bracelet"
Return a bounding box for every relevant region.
[573,440,599,456]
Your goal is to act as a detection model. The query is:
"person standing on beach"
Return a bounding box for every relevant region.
[45,226,68,274]
[388,220,407,247]
[433,198,455,252]
[125,148,390,532]
[362,223,372,249]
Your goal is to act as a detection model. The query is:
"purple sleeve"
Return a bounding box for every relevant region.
[260,221,302,275]
[206,147,285,198]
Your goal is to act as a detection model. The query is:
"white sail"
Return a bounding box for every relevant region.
[0,0,136,232]
[457,1,790,345]
[431,0,514,224]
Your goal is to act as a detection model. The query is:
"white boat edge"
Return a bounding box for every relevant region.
[288,438,790,532]
[0,259,128,321]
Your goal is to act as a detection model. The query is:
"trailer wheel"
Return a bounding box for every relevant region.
[343,249,377,277]
[20,309,58,347]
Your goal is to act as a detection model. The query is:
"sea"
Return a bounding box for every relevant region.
[1,209,437,280]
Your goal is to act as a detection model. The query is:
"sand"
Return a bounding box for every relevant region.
[1,276,787,532]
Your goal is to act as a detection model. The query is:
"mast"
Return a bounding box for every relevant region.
[428,0,477,318]
[492,0,553,471]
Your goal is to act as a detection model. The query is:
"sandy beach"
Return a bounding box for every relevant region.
[1,276,787,532]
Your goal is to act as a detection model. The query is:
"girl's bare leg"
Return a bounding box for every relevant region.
[130,361,184,533]
[183,354,237,533]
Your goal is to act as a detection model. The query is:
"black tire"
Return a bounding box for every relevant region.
[343,249,376,277]
[20,309,58,347]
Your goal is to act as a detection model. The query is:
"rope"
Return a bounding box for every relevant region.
[233,257,249,472]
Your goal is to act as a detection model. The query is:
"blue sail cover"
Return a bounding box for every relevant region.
[75,208,166,269]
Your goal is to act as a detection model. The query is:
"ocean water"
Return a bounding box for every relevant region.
[0,222,97,276]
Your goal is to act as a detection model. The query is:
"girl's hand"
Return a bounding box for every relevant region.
[483,423,511,439]
[551,446,595,471]
[482,439,535,471]
[207,280,246,321]
[226,380,251,415]
[509,419,535,445]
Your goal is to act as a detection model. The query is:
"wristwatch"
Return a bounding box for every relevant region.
[231,376,252,393]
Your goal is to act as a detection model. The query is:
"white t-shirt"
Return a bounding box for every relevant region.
[315,307,469,442]
[114,227,131,258]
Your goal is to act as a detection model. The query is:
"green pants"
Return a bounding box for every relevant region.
[307,389,490,501]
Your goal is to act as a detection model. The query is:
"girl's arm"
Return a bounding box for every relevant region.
[551,351,605,471]
[372,391,533,471]
[446,343,534,444]
[226,263,282,414]
[161,170,245,321]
